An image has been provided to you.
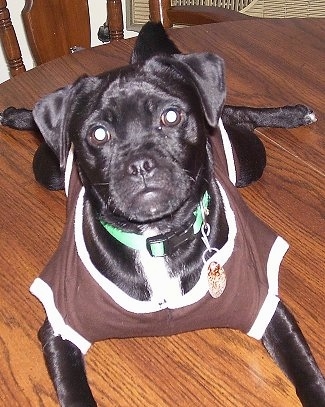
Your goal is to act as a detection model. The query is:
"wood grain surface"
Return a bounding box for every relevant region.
[0,19,324,406]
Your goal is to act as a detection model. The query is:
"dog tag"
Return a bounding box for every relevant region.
[207,261,227,298]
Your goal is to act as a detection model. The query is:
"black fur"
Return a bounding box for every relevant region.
[263,303,325,407]
[1,22,323,407]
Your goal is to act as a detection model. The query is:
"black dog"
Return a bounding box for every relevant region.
[1,22,324,407]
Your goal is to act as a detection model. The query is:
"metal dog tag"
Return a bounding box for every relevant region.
[207,261,227,298]
[200,222,226,298]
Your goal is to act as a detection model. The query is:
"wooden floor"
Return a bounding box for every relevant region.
[0,19,324,406]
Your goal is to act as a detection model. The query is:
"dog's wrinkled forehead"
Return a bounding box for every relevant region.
[77,54,224,126]
[105,71,184,101]
[85,66,194,122]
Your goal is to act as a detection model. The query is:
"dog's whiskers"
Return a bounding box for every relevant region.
[93,182,109,186]
[184,166,206,184]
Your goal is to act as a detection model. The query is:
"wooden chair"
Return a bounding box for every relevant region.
[0,0,124,78]
[149,0,325,28]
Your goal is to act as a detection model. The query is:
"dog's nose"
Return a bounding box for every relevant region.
[127,157,156,177]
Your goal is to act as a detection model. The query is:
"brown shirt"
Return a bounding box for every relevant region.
[30,121,288,354]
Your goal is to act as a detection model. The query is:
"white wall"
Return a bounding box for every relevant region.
[0,0,137,83]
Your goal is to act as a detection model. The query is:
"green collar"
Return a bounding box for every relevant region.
[100,191,210,257]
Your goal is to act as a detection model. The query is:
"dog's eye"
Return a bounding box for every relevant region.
[161,108,183,127]
[89,126,110,146]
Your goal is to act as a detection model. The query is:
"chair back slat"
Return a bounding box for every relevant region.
[0,0,26,77]
[22,0,91,65]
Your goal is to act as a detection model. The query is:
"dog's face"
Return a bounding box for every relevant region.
[32,54,225,224]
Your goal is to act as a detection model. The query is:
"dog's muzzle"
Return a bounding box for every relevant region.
[108,149,190,221]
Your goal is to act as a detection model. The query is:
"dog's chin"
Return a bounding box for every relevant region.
[122,189,183,223]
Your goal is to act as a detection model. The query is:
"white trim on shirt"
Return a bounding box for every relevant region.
[247,236,289,339]
[30,277,91,354]
[64,145,74,196]
[218,118,237,185]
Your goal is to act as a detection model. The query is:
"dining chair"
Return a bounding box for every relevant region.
[0,0,124,78]
[148,0,325,28]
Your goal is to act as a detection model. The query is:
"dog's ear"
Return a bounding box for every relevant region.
[145,53,226,128]
[173,53,226,128]
[131,21,180,64]
[32,84,74,170]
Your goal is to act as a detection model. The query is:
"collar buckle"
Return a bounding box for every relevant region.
[146,225,194,257]
[146,232,172,257]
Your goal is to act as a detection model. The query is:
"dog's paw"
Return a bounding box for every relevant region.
[0,107,17,126]
[295,104,317,126]
[0,106,36,130]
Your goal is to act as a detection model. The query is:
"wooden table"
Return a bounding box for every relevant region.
[0,19,324,406]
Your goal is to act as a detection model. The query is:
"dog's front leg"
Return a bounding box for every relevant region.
[262,302,325,407]
[222,104,316,130]
[0,107,64,190]
[39,319,97,407]
[33,142,64,190]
